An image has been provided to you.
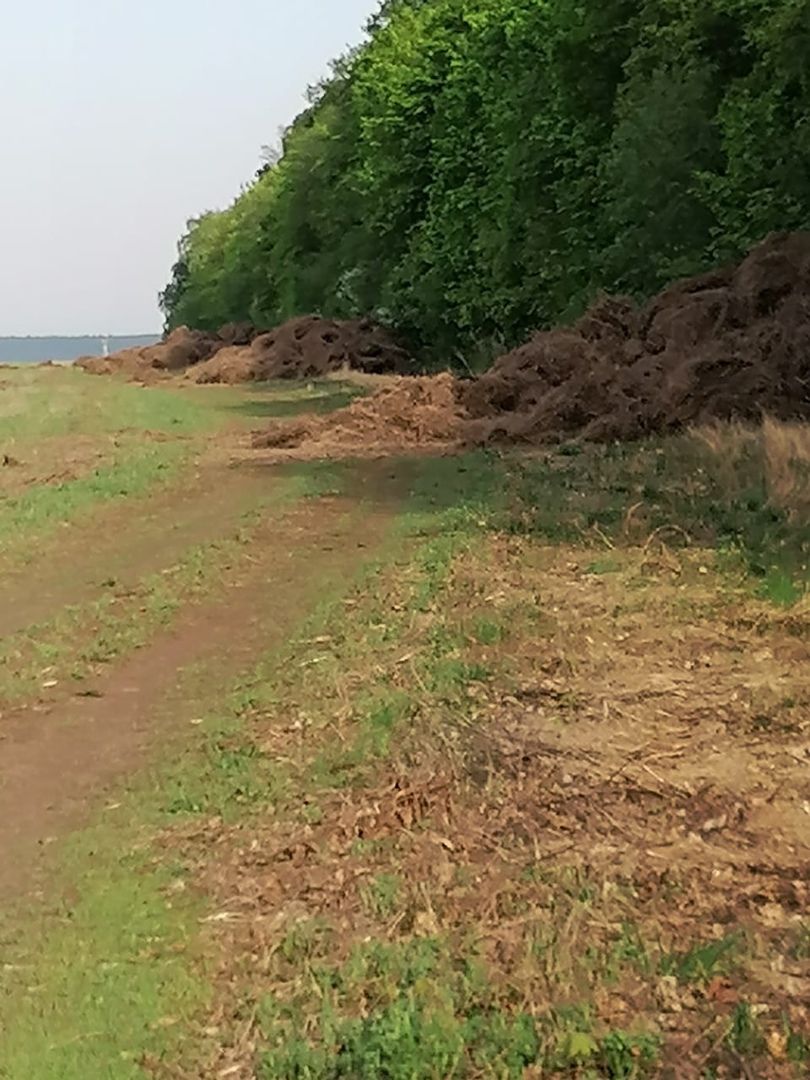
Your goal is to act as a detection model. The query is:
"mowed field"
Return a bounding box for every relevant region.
[0,365,808,1079]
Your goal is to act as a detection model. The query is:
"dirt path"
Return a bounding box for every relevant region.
[0,462,282,640]
[0,465,403,896]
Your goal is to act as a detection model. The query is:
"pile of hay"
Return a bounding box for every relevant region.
[253,374,465,459]
[462,231,810,443]
[187,316,412,384]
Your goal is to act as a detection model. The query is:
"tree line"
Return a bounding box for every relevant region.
[160,0,810,360]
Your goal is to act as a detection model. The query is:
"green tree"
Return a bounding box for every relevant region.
[160,0,810,358]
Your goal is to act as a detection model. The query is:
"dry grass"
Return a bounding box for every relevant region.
[763,416,810,519]
[692,417,810,522]
[158,526,810,1079]
[253,374,465,459]
[324,366,406,391]
[691,419,758,492]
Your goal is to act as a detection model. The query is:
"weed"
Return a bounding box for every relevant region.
[261,937,545,1079]
[598,1029,660,1078]
[311,690,414,789]
[363,874,402,919]
[585,556,623,575]
[786,1023,810,1064]
[411,535,466,610]
[788,922,810,962]
[278,920,330,965]
[757,567,804,606]
[660,933,740,984]
[453,334,507,376]
[339,938,444,997]
[727,1002,765,1056]
[426,656,490,697]
[164,728,288,819]
[607,922,651,978]
[554,1027,600,1068]
[470,616,507,645]
[299,802,324,826]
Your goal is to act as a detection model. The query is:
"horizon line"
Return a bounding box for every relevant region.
[0,331,162,340]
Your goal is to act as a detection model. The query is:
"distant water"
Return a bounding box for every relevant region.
[0,335,161,364]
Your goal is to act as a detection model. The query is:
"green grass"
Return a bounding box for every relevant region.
[470,616,507,645]
[0,438,191,555]
[788,922,810,961]
[0,372,359,560]
[0,366,224,439]
[506,436,810,599]
[215,380,366,420]
[1,438,808,1079]
[0,367,223,558]
[362,873,403,919]
[0,473,399,1077]
[258,937,661,1079]
[0,406,515,1078]
[727,1002,766,1057]
[0,823,207,1080]
[659,933,741,985]
[154,455,475,818]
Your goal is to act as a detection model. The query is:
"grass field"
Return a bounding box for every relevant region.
[0,367,808,1079]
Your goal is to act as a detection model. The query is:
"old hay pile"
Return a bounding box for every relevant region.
[188,316,411,384]
[465,230,810,443]
[254,231,810,457]
[252,374,465,459]
[75,317,412,385]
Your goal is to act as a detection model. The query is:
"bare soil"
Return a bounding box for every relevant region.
[0,434,110,496]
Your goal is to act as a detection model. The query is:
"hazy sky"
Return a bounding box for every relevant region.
[0,1,379,335]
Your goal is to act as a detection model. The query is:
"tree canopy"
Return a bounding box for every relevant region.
[161,0,810,360]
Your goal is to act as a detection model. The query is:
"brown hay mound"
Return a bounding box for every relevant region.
[74,347,167,384]
[185,345,257,385]
[252,374,465,458]
[75,326,222,383]
[76,315,410,386]
[252,232,810,459]
[187,315,412,385]
[464,231,810,443]
[156,326,221,371]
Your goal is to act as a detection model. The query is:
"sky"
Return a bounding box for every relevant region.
[0,0,379,336]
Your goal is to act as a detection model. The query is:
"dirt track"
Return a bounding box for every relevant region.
[0,371,406,893]
[0,464,274,639]
[0,479,401,894]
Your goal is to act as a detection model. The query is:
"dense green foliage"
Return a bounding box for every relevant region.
[161,0,810,358]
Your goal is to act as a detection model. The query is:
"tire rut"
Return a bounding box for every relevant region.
[0,463,282,640]
[0,467,403,895]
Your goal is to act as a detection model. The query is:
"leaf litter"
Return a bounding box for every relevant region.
[148,530,810,1079]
